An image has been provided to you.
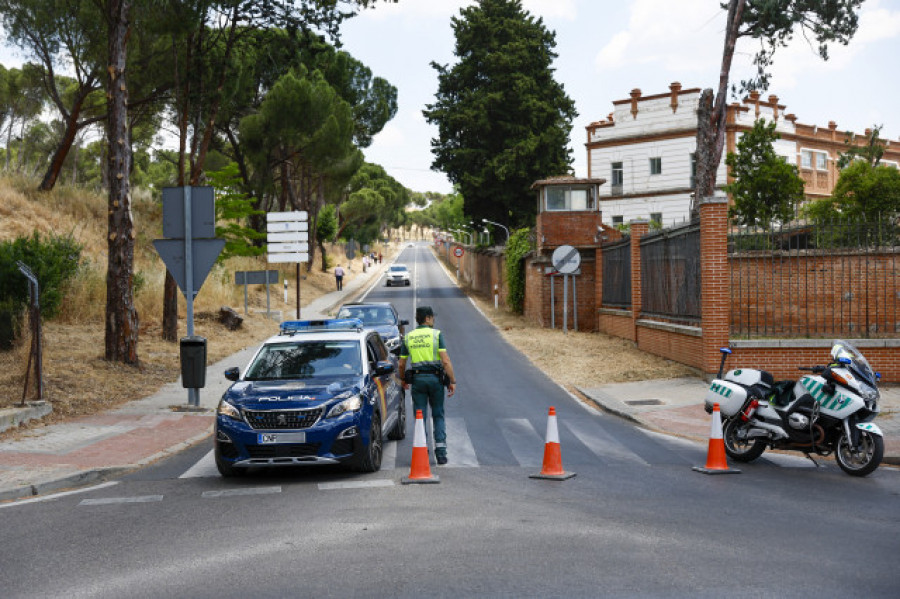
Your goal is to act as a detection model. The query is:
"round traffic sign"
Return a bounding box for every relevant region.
[453,247,464,258]
[551,244,581,274]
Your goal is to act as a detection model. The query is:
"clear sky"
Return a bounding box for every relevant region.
[2,0,898,195]
[340,0,900,194]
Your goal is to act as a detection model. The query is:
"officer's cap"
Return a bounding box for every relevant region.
[415,305,434,322]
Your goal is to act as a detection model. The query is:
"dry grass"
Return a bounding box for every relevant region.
[0,174,393,429]
[461,270,699,390]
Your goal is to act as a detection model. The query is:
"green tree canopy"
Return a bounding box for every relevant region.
[725,118,804,226]
[837,125,886,169]
[804,160,900,221]
[423,0,576,229]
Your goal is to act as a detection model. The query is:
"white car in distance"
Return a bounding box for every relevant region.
[385,264,411,287]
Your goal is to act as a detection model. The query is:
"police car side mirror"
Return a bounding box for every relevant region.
[374,360,395,376]
[224,367,240,382]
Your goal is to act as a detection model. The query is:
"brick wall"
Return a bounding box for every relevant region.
[537,211,604,253]
[523,255,597,331]
[637,325,704,369]
[598,310,635,341]
[724,343,900,381]
[730,253,900,337]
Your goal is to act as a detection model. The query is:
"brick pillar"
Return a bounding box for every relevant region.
[629,220,649,342]
[699,196,729,374]
[595,247,603,311]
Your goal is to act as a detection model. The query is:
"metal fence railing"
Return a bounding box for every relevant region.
[729,218,900,338]
[601,236,631,308]
[640,221,701,322]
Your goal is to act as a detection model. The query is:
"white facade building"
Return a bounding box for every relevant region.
[584,83,892,227]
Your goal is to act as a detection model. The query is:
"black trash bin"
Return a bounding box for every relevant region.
[180,336,207,388]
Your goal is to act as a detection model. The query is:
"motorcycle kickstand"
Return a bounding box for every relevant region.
[803,453,821,468]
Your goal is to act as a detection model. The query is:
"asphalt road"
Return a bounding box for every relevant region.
[1,244,899,598]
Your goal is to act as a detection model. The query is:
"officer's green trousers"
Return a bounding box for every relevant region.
[410,373,446,457]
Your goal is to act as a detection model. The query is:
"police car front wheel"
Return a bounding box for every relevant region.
[350,413,383,472]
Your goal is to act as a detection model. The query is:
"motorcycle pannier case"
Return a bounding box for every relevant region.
[704,380,748,417]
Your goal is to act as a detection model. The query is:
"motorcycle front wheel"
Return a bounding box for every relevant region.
[835,429,883,477]
[723,417,766,462]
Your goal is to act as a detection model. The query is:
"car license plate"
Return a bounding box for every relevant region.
[258,432,306,444]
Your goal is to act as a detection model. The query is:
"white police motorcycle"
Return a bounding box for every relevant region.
[704,340,884,477]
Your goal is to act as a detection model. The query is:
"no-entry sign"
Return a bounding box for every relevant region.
[454,247,464,258]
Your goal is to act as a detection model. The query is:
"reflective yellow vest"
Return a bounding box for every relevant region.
[405,326,442,371]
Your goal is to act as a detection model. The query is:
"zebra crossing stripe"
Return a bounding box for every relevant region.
[498,418,544,467]
[202,487,281,498]
[563,419,649,466]
[79,495,163,506]
[444,417,479,467]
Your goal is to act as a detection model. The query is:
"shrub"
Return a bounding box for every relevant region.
[504,228,533,314]
[0,232,83,324]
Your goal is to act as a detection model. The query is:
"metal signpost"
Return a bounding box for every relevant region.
[153,186,225,407]
[267,211,309,319]
[235,270,279,317]
[16,261,42,404]
[454,246,464,279]
[551,245,581,334]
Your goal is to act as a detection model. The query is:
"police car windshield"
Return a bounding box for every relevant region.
[389,265,407,272]
[337,306,396,325]
[244,341,362,380]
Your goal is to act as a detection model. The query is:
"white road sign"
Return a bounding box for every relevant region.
[267,211,308,222]
[266,211,310,263]
[267,220,309,233]
[551,244,581,274]
[268,252,309,263]
[267,231,309,242]
[268,242,309,253]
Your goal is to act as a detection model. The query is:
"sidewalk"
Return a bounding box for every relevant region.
[0,257,391,502]
[576,378,900,467]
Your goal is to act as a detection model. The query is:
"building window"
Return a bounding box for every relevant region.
[611,216,624,226]
[649,157,662,175]
[801,149,828,171]
[816,152,827,170]
[611,162,623,195]
[650,212,662,226]
[544,186,594,211]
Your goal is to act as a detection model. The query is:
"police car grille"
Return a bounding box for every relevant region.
[247,443,321,458]
[244,408,322,430]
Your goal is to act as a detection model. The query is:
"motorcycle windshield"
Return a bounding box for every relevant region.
[831,339,876,385]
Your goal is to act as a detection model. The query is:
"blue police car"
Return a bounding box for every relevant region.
[214,319,406,477]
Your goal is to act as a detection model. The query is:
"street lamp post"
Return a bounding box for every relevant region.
[482,219,510,245]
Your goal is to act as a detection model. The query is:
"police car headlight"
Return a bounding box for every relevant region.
[217,399,242,421]
[327,395,362,418]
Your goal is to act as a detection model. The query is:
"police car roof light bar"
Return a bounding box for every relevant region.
[279,318,364,335]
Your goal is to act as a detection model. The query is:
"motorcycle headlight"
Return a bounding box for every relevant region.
[327,395,362,418]
[859,383,879,403]
[217,399,242,421]
[385,336,401,350]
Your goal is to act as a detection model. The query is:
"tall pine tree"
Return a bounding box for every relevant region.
[423,0,576,229]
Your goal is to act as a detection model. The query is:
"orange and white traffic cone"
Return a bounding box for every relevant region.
[530,406,576,480]
[692,402,741,475]
[401,409,440,485]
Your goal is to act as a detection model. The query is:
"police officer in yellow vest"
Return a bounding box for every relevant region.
[398,306,456,464]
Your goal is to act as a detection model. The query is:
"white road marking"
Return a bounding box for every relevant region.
[444,417,479,467]
[202,487,281,498]
[318,480,395,490]
[79,495,163,506]
[382,439,397,470]
[179,449,218,478]
[564,419,650,466]
[498,418,544,467]
[0,482,119,509]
